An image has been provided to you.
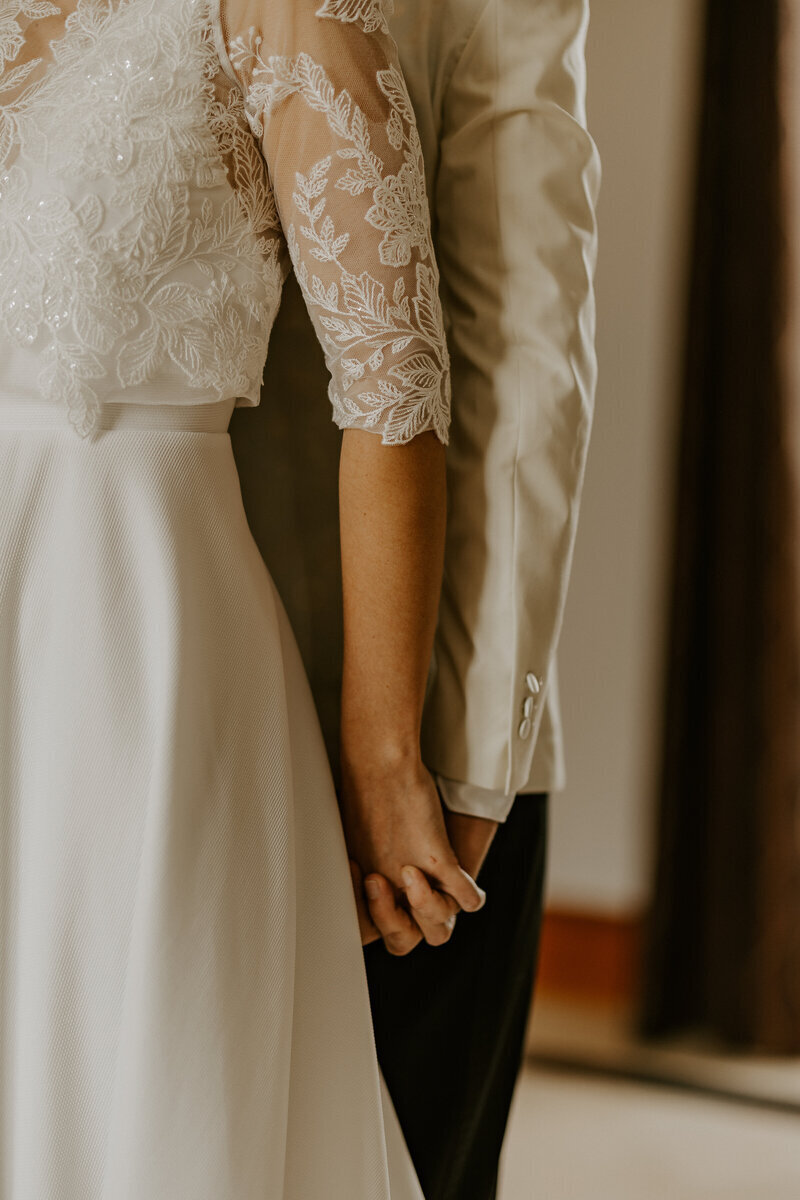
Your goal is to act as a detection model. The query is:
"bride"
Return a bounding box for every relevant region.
[0,0,485,1195]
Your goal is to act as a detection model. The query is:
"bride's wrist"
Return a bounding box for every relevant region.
[339,731,424,791]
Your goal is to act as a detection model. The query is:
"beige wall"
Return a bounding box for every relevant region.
[544,0,704,914]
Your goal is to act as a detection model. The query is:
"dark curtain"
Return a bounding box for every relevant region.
[638,0,800,1052]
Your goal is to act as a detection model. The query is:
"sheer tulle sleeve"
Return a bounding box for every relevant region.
[215,0,451,444]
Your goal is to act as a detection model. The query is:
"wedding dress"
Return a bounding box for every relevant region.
[0,0,451,1194]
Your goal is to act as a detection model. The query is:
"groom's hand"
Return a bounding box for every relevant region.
[350,856,460,953]
[353,811,499,953]
[443,810,499,883]
[349,858,382,946]
[368,865,462,954]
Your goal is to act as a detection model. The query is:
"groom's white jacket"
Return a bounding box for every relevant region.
[230,0,600,821]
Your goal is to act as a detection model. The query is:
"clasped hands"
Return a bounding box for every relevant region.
[339,756,498,956]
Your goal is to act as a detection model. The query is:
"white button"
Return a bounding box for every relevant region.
[523,695,534,718]
[518,717,532,739]
[526,672,541,694]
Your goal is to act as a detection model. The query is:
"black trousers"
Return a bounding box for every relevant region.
[364,792,549,1200]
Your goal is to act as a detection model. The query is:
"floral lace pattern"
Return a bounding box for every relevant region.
[0,0,285,435]
[0,0,450,443]
[226,14,450,443]
[0,0,59,76]
[314,0,393,37]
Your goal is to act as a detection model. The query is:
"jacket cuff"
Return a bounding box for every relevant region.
[434,773,516,823]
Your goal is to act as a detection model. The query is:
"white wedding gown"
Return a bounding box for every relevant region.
[0,0,451,1195]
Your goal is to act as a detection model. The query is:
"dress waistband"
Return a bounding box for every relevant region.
[0,397,237,433]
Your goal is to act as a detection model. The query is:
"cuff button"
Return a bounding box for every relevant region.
[518,717,532,739]
[523,695,534,718]
[526,672,541,694]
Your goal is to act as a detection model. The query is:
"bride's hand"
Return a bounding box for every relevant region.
[339,755,485,953]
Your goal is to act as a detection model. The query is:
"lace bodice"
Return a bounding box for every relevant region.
[0,0,451,442]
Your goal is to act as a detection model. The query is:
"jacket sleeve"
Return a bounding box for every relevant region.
[435,773,518,823]
[420,0,601,799]
[215,0,451,444]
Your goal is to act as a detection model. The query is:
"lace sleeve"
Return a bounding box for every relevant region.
[215,0,451,445]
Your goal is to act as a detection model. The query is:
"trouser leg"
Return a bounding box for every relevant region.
[364,792,549,1200]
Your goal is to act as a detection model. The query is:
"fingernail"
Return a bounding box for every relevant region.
[401,867,414,889]
[365,879,380,899]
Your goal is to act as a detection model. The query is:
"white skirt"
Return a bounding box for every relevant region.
[0,396,423,1200]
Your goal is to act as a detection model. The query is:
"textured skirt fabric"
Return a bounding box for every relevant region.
[0,397,422,1200]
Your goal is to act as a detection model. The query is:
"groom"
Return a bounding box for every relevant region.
[230,0,599,1196]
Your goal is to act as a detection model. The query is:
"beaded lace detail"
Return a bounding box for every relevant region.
[0,0,451,442]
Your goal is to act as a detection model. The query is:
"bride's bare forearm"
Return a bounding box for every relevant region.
[338,427,447,778]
